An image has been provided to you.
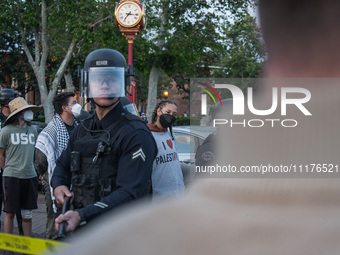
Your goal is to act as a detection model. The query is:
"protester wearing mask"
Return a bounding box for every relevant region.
[35,92,81,239]
[0,89,24,236]
[0,97,41,240]
[148,100,185,199]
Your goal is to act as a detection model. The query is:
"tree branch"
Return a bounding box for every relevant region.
[41,0,49,71]
[21,28,38,78]
[89,15,112,29]
[49,39,76,100]
[33,27,40,68]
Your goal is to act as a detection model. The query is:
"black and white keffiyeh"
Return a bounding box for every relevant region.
[35,114,77,211]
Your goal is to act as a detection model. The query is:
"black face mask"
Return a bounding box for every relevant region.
[159,114,176,128]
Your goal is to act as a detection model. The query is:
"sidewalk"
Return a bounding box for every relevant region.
[1,191,47,239]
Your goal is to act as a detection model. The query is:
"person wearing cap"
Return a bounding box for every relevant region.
[51,49,157,234]
[140,112,147,122]
[0,97,41,239]
[35,92,81,240]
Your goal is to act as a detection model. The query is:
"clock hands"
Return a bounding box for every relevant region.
[123,11,139,23]
[124,11,132,21]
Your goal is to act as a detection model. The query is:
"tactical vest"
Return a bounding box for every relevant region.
[71,113,144,209]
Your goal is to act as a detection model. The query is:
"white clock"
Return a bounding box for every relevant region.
[116,2,143,28]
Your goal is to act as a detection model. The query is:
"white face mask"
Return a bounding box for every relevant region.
[23,110,34,121]
[71,103,82,118]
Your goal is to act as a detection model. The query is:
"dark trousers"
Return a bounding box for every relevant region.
[0,171,23,235]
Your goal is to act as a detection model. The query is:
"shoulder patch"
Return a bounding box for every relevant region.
[132,148,146,161]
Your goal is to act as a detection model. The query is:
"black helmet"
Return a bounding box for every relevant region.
[82,49,133,100]
[0,89,18,105]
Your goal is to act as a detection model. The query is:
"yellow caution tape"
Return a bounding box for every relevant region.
[0,233,68,254]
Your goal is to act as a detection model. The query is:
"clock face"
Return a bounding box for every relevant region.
[116,2,142,27]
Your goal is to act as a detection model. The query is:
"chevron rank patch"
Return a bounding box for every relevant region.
[94,202,109,209]
[132,148,146,161]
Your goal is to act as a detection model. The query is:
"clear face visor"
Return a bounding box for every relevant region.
[87,67,125,98]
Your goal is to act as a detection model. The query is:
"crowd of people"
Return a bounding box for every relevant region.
[2,0,340,254]
[0,49,185,253]
[53,0,340,254]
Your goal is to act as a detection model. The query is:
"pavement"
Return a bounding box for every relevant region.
[1,191,47,239]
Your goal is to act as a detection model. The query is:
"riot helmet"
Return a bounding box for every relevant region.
[82,49,132,100]
[120,96,140,116]
[0,89,18,105]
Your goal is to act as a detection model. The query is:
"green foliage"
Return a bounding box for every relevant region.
[136,0,258,103]
[0,0,127,92]
[213,13,265,78]
[0,0,262,110]
[0,2,36,95]
[36,115,45,123]
[45,0,127,90]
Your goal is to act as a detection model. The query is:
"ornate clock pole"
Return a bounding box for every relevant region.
[115,0,146,105]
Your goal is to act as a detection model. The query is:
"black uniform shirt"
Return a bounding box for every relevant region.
[51,102,157,222]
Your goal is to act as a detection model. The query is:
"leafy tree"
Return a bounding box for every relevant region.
[63,0,130,90]
[0,24,36,96]
[213,13,265,78]
[141,0,254,120]
[0,0,124,122]
[0,0,262,122]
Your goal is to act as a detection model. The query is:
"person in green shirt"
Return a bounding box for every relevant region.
[0,97,41,239]
[0,89,24,236]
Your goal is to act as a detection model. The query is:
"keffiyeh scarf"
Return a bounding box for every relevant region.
[35,114,77,211]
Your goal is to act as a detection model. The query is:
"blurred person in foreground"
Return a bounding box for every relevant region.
[51,49,157,234]
[50,1,340,254]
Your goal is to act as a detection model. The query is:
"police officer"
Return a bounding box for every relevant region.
[52,49,157,233]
